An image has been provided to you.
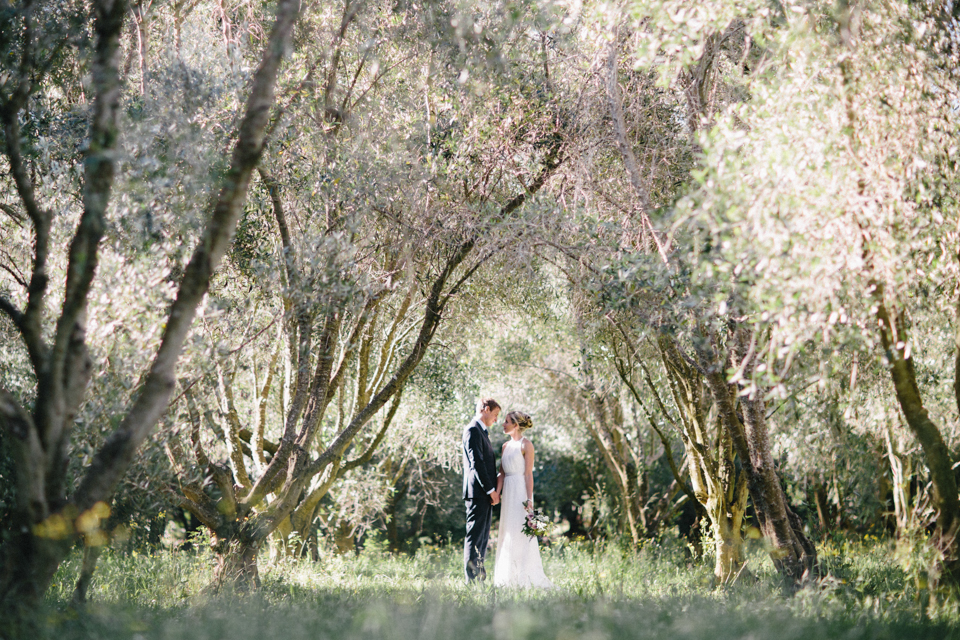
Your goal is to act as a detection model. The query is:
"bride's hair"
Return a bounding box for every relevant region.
[506,411,533,433]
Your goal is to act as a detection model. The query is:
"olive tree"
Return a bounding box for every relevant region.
[662,0,959,583]
[532,2,820,585]
[0,0,302,627]
[160,0,567,589]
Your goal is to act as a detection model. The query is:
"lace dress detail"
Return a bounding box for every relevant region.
[493,438,554,588]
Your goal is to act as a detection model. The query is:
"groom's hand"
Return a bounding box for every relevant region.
[489,490,500,505]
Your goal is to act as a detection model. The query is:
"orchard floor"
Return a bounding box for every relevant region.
[41,535,960,640]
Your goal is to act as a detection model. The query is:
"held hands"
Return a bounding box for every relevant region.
[489,490,500,505]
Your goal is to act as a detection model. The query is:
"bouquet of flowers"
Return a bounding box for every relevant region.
[521,501,551,538]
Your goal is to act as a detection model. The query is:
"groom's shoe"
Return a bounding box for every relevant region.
[466,557,486,582]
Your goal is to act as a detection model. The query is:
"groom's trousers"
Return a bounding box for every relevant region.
[464,497,492,581]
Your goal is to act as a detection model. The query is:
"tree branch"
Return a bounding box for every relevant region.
[605,25,669,263]
[0,255,28,288]
[323,0,359,112]
[253,334,282,470]
[2,101,48,374]
[164,485,223,531]
[259,167,317,448]
[217,362,252,489]
[614,356,698,510]
[874,282,960,537]
[43,0,127,489]
[0,295,24,332]
[341,384,403,472]
[955,249,960,417]
[0,388,45,521]
[0,203,25,226]
[71,0,303,513]
[184,389,236,503]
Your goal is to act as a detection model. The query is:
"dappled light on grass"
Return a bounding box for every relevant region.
[41,539,960,639]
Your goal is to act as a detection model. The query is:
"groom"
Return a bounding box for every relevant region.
[462,398,501,582]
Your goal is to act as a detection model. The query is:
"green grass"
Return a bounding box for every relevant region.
[36,536,960,640]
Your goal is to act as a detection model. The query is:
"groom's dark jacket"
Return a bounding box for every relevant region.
[462,419,497,501]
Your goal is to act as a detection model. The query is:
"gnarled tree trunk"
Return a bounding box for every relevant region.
[874,288,960,584]
[0,0,302,627]
[212,536,262,592]
[658,336,749,583]
[696,325,817,589]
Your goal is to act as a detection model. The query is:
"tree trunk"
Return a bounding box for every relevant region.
[714,511,746,582]
[270,516,295,561]
[655,336,749,583]
[212,538,262,592]
[385,479,408,552]
[580,391,645,546]
[0,531,71,634]
[700,465,749,583]
[696,326,817,588]
[885,419,922,535]
[0,0,302,623]
[334,520,355,554]
[72,542,105,604]
[811,482,832,534]
[572,333,646,546]
[875,293,960,582]
[0,0,128,626]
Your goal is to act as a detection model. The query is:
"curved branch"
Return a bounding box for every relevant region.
[43,0,127,477]
[0,203,25,226]
[0,295,24,331]
[71,0,303,513]
[615,357,697,508]
[341,384,403,472]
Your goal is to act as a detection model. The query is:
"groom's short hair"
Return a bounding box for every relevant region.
[479,398,500,412]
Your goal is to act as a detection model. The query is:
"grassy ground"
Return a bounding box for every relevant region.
[38,534,960,640]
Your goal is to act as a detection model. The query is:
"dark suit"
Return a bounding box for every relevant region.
[462,418,497,581]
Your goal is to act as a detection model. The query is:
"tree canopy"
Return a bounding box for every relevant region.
[1,0,959,628]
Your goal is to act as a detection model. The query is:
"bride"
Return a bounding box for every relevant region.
[493,411,554,589]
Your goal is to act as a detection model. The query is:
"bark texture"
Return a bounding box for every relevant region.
[874,288,960,583]
[0,0,302,627]
[695,326,817,588]
[656,336,748,583]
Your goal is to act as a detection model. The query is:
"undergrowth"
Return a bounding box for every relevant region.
[36,535,960,640]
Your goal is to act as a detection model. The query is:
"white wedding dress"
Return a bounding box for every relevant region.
[493,438,554,588]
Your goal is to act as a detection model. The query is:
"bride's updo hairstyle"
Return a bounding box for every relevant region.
[507,411,533,434]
